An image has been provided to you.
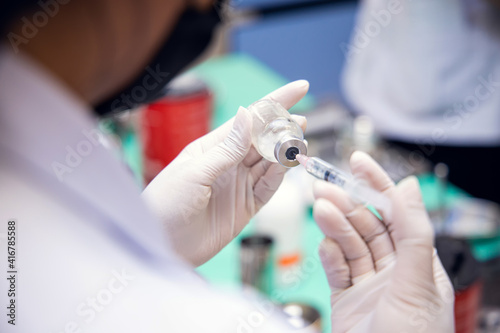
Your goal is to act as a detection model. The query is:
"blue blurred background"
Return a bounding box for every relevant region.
[229,0,357,102]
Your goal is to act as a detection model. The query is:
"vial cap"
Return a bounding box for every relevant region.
[274,136,307,168]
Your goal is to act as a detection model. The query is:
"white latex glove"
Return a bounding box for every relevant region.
[312,151,455,333]
[142,80,309,266]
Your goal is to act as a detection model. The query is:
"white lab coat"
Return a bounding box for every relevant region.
[342,0,500,145]
[0,48,301,332]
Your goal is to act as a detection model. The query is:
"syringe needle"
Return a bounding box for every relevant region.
[295,154,309,167]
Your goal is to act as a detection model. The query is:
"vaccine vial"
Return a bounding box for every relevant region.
[248,99,307,168]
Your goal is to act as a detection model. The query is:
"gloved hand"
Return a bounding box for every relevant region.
[312,151,455,333]
[142,80,309,267]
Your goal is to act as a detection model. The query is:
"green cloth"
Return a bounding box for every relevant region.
[190,53,315,129]
[418,174,500,262]
[197,216,332,331]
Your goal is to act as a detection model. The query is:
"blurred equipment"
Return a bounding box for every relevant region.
[478,307,500,333]
[301,104,431,183]
[443,199,500,239]
[282,303,321,332]
[240,235,274,294]
[351,116,378,154]
[434,162,450,233]
[436,237,483,333]
[478,259,500,332]
[141,74,212,183]
[337,115,379,160]
[254,172,306,287]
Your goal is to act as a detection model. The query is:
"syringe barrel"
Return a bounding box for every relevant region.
[305,157,349,188]
[305,157,391,214]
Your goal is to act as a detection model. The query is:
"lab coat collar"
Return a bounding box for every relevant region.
[0,46,182,271]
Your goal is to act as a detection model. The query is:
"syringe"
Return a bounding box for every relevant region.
[296,155,391,214]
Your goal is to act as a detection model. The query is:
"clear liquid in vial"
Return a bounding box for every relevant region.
[249,99,304,164]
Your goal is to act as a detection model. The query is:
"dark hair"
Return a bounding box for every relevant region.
[1,1,40,33]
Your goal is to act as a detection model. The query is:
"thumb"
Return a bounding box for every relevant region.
[389,176,437,303]
[196,107,252,185]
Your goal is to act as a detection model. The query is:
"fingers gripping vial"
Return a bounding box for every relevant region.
[296,155,391,214]
[248,99,307,167]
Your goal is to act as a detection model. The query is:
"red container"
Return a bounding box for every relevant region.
[454,281,482,333]
[436,237,483,333]
[141,75,212,184]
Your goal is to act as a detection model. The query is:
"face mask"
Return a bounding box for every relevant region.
[94,3,223,116]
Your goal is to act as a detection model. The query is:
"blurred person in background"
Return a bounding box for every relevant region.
[1,0,453,332]
[343,0,500,204]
